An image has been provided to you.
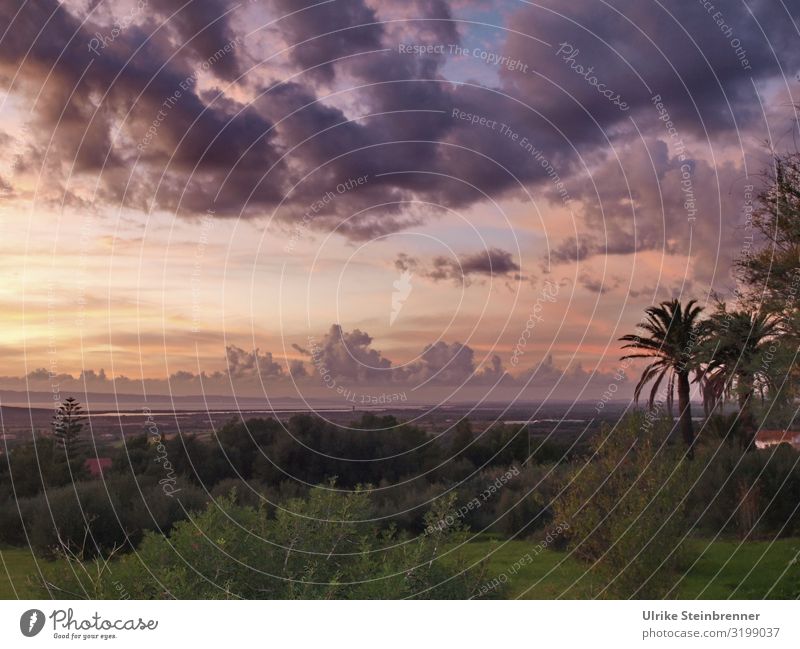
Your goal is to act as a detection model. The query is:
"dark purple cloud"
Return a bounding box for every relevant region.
[501,0,800,140]
[0,0,797,256]
[548,136,751,290]
[149,0,244,81]
[395,247,523,285]
[266,0,383,82]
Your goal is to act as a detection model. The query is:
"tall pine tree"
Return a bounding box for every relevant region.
[52,397,86,460]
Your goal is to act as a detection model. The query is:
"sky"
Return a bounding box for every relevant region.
[0,0,798,402]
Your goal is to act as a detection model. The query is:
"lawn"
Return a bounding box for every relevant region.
[458,537,800,599]
[1,538,798,599]
[677,538,800,599]
[0,546,47,599]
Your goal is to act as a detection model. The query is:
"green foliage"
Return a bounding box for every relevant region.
[158,414,442,489]
[554,414,695,598]
[733,152,800,409]
[67,486,486,599]
[0,476,206,558]
[696,304,782,441]
[690,441,800,539]
[737,152,800,316]
[52,397,87,460]
[0,437,86,501]
[702,413,747,450]
[620,299,704,452]
[620,299,704,407]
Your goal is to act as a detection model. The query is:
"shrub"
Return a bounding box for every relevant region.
[16,476,207,558]
[46,486,487,599]
[690,442,800,538]
[554,413,695,598]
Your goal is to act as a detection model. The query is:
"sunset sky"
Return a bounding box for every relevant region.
[0,0,798,401]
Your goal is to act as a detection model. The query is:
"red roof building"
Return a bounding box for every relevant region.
[84,457,112,478]
[755,429,800,450]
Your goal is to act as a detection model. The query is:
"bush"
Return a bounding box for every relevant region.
[690,442,800,538]
[46,486,487,599]
[554,414,695,598]
[14,476,207,558]
[0,440,86,501]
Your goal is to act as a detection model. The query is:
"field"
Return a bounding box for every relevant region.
[3,538,798,599]
[460,538,800,599]
[0,546,45,599]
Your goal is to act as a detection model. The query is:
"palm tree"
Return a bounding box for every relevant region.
[697,306,779,447]
[620,299,705,455]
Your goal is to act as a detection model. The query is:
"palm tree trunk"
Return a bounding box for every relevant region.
[737,373,756,450]
[677,371,695,457]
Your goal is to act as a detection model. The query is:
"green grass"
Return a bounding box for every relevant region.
[678,538,800,599]
[2,538,798,599]
[458,537,800,599]
[458,539,600,598]
[0,546,48,599]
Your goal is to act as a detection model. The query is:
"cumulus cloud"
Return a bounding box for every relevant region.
[226,345,285,379]
[399,341,511,386]
[79,368,108,382]
[302,324,393,383]
[515,353,626,398]
[403,340,476,384]
[293,324,511,386]
[8,326,634,401]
